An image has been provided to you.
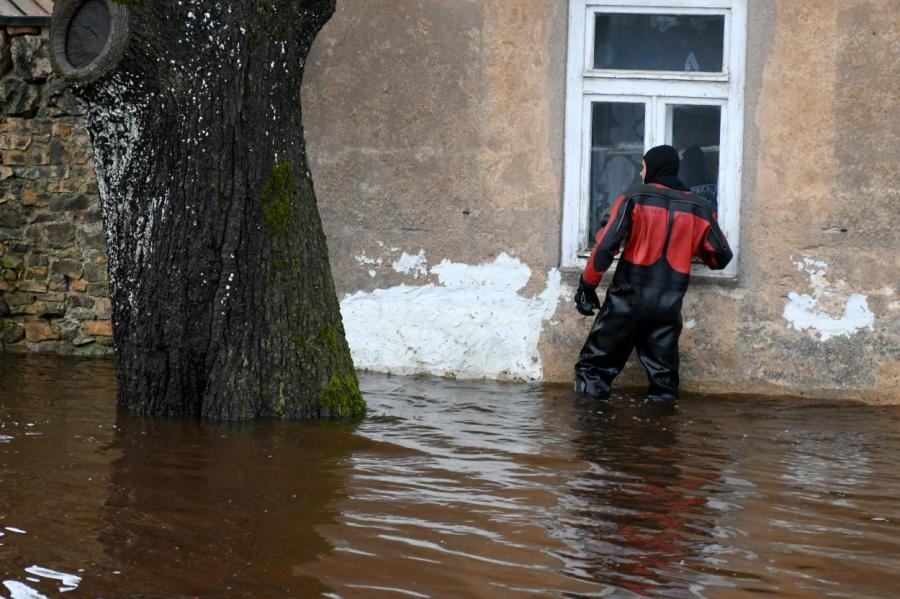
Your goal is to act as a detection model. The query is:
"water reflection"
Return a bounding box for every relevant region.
[299,376,594,598]
[2,355,900,598]
[91,412,357,597]
[561,399,709,596]
[0,355,115,598]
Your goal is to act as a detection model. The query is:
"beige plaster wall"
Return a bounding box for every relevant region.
[304,0,566,294]
[678,0,899,402]
[303,0,899,402]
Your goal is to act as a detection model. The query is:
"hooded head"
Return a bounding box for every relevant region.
[642,145,688,190]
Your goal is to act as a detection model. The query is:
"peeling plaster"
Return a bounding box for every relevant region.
[340,253,563,380]
[391,250,428,278]
[355,254,382,266]
[783,257,875,341]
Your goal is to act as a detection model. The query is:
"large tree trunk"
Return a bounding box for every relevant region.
[49,0,363,419]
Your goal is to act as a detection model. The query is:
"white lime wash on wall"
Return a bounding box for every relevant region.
[390,250,428,279]
[783,257,875,342]
[339,253,564,381]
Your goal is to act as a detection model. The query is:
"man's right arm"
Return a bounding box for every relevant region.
[582,194,633,286]
[697,216,733,270]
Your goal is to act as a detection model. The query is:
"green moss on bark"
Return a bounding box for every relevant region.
[274,381,287,415]
[319,371,365,417]
[261,161,296,236]
[318,322,339,350]
[291,334,307,354]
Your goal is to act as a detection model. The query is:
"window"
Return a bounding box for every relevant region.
[562,0,747,278]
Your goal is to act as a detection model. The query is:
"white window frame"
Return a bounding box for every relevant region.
[561,0,747,279]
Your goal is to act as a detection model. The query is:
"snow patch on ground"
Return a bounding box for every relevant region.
[341,253,563,380]
[783,256,875,341]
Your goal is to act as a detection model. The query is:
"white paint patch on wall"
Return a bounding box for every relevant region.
[784,293,875,342]
[391,250,428,278]
[355,254,382,266]
[340,253,563,381]
[783,257,875,341]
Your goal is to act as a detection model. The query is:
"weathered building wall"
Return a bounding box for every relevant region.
[2,1,897,402]
[304,0,899,402]
[304,0,569,380]
[0,26,111,354]
[676,0,899,402]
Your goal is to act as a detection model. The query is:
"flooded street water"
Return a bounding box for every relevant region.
[1,355,900,598]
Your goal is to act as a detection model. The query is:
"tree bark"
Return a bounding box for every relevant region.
[49,0,363,419]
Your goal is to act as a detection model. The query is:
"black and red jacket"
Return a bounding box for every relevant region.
[582,183,732,293]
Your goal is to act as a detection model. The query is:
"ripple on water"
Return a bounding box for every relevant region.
[2,356,900,597]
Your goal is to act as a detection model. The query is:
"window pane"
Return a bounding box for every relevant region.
[670,104,721,211]
[594,13,725,72]
[588,102,644,246]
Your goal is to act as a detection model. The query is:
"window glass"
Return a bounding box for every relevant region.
[594,13,725,72]
[669,104,721,211]
[563,2,746,269]
[588,102,645,245]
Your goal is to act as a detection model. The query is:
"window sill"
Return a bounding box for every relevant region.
[561,257,739,285]
[583,69,730,82]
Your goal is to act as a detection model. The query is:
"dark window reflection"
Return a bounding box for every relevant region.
[588,102,644,247]
[594,13,725,72]
[671,104,721,212]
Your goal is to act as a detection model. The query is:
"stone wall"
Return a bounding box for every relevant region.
[0,25,111,355]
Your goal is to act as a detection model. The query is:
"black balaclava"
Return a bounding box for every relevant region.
[643,145,689,191]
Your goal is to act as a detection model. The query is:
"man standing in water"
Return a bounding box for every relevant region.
[573,145,732,400]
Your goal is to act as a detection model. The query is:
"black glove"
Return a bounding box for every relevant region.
[574,277,600,316]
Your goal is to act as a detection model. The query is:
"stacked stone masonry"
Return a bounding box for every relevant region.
[0,25,112,355]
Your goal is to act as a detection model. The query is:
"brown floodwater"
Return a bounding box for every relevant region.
[1,354,899,598]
